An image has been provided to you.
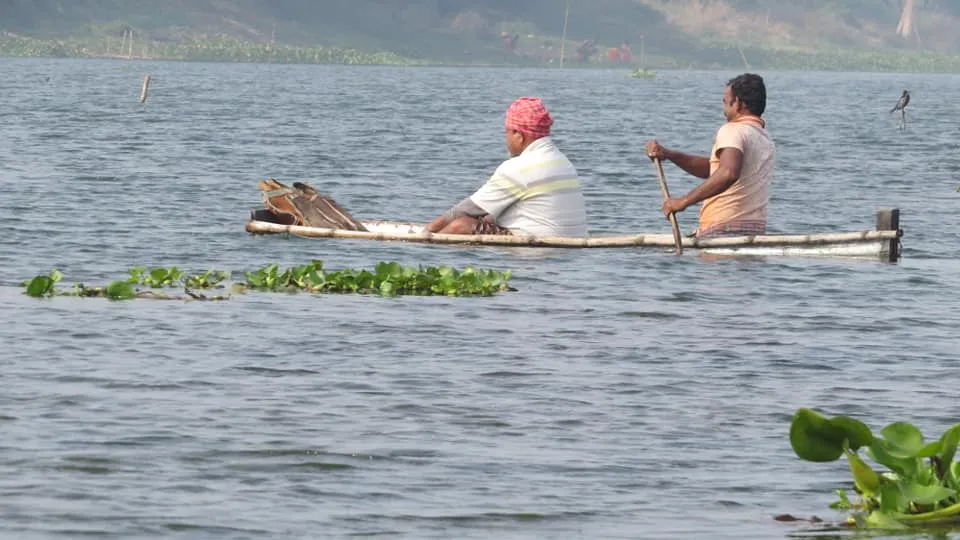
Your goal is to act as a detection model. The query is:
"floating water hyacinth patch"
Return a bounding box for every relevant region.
[127,266,186,288]
[20,262,515,301]
[240,260,513,297]
[788,408,960,530]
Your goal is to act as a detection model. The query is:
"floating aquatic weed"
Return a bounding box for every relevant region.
[241,260,513,297]
[23,269,63,298]
[127,266,185,288]
[183,270,232,289]
[788,408,960,530]
[20,261,515,300]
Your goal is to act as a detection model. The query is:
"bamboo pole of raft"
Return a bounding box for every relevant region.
[244,220,900,249]
[652,157,683,255]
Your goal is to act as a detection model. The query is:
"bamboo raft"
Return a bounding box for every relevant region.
[245,208,903,262]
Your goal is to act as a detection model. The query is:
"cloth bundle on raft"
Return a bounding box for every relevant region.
[252,179,367,232]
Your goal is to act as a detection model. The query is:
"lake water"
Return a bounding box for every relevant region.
[1,58,958,539]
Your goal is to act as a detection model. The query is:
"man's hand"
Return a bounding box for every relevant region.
[646,139,669,160]
[661,197,688,217]
[425,215,447,233]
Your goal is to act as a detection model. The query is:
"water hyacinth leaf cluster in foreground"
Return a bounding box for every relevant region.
[790,408,960,529]
[20,261,514,301]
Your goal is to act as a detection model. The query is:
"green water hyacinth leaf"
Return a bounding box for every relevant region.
[790,408,874,462]
[865,510,909,530]
[375,261,402,281]
[831,416,875,450]
[26,276,54,298]
[881,422,925,459]
[918,441,942,458]
[937,426,960,469]
[243,271,263,288]
[149,268,168,284]
[184,270,230,289]
[24,269,63,298]
[379,281,396,297]
[868,439,919,478]
[106,281,135,300]
[846,447,882,497]
[127,266,146,284]
[357,270,375,290]
[879,482,906,514]
[830,489,853,510]
[900,484,956,506]
[125,266,187,288]
[790,408,843,462]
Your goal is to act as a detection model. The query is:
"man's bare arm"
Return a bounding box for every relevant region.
[646,139,711,179]
[425,197,487,233]
[661,148,711,180]
[665,147,743,214]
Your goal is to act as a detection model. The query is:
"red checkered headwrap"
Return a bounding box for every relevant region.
[505,97,553,139]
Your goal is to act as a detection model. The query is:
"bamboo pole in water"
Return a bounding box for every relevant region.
[245,220,900,249]
[559,0,570,67]
[139,75,151,104]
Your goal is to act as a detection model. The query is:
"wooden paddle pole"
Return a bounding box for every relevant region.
[652,157,683,255]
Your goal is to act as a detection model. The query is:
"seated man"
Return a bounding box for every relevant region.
[425,97,588,237]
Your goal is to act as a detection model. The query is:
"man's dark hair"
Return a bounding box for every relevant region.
[727,73,766,116]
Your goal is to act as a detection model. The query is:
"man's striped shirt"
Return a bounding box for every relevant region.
[469,137,587,237]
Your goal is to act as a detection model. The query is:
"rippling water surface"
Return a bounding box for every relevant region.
[1,58,959,539]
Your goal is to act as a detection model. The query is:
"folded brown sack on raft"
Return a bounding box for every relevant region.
[251,178,368,232]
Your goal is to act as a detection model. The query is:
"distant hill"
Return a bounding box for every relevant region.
[2,1,960,69]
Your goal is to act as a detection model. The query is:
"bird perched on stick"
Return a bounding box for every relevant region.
[890,90,910,113]
[890,90,910,130]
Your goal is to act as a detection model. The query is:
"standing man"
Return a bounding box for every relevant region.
[425,97,588,237]
[646,73,775,238]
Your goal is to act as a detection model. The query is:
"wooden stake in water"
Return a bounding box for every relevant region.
[559,0,570,67]
[139,75,151,104]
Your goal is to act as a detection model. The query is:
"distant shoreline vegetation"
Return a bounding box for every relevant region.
[697,40,960,73]
[0,34,431,66]
[3,32,960,72]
